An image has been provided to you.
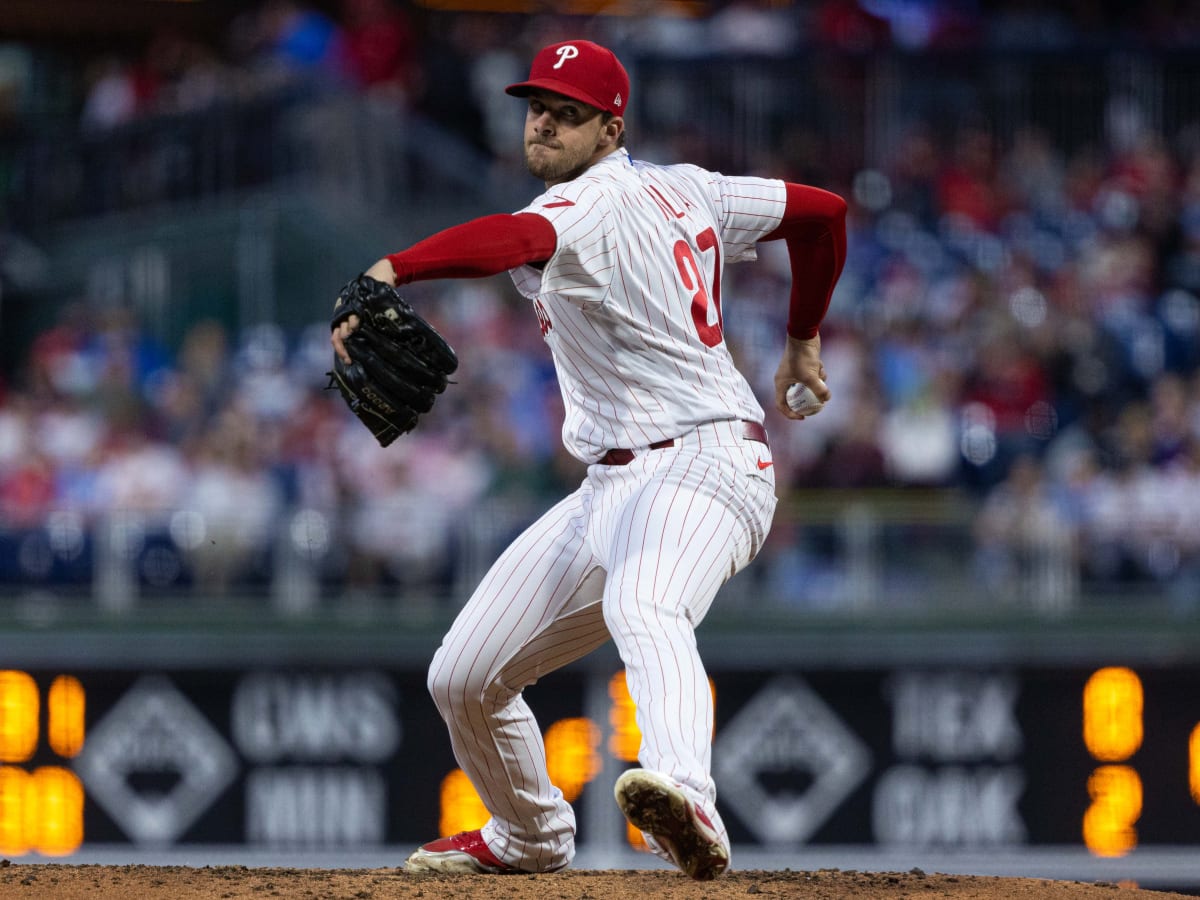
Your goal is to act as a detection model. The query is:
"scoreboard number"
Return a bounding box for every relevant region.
[0,671,86,855]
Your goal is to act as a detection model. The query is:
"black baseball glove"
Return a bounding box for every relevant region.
[327,274,458,447]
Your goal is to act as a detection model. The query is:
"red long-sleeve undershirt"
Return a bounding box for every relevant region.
[385,213,556,284]
[761,182,848,341]
[385,182,847,341]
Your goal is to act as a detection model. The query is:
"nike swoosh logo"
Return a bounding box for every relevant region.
[543,197,575,208]
[757,459,774,470]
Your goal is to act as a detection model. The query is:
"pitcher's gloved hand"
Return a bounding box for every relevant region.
[327,274,458,447]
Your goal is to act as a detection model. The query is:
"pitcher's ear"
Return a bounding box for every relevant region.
[603,116,624,146]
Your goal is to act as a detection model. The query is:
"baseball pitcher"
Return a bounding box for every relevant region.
[330,39,847,880]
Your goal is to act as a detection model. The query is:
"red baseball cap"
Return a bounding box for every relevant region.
[506,40,629,117]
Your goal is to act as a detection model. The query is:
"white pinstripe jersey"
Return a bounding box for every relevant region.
[510,149,787,463]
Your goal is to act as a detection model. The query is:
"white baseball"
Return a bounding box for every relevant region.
[786,382,825,415]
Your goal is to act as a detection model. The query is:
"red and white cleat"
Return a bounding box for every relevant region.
[404,830,521,874]
[614,768,730,881]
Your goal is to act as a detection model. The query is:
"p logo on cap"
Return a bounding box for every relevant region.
[506,40,630,117]
[553,45,579,69]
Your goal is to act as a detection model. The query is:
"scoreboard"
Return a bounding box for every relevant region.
[709,665,1200,853]
[2,655,1198,865]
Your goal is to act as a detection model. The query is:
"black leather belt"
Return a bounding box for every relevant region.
[598,420,768,466]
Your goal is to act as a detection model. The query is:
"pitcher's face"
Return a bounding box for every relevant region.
[523,91,622,186]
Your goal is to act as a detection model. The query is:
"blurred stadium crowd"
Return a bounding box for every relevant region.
[1,1,1200,613]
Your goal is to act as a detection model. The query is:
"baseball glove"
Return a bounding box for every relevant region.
[327,274,458,447]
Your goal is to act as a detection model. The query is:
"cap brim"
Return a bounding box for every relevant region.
[505,78,613,114]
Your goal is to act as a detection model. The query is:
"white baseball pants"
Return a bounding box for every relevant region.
[426,419,778,872]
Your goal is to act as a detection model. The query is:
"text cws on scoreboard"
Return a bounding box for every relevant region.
[0,664,1197,855]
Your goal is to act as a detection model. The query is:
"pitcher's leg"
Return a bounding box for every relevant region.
[602,480,739,801]
[598,448,775,863]
[603,528,731,830]
[426,492,607,872]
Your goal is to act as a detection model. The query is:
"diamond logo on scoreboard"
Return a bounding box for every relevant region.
[75,675,239,846]
[714,676,871,844]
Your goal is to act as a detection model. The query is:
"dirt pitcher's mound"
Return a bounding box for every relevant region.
[0,865,1191,900]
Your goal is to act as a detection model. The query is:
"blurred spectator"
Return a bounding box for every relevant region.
[937,125,1006,233]
[232,323,307,422]
[987,0,1078,49]
[0,447,55,528]
[973,453,1076,606]
[338,425,490,594]
[1149,372,1193,464]
[707,1,801,55]
[879,372,960,486]
[997,127,1067,221]
[144,31,230,115]
[25,302,94,400]
[1165,154,1200,295]
[155,319,233,440]
[799,392,889,488]
[887,125,941,227]
[80,57,140,131]
[411,14,493,157]
[181,409,283,594]
[814,0,893,52]
[857,0,980,51]
[0,44,32,127]
[336,0,419,101]
[1161,437,1200,614]
[276,384,346,512]
[958,332,1053,487]
[88,306,174,415]
[261,1,344,77]
[91,422,187,515]
[451,14,528,166]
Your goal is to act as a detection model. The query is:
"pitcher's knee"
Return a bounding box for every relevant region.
[427,651,495,720]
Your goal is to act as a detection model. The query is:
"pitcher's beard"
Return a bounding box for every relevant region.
[525,143,590,185]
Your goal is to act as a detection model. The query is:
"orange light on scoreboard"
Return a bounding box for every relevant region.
[33,766,85,855]
[1083,667,1143,762]
[1082,667,1144,858]
[0,766,85,857]
[0,672,86,856]
[438,768,489,838]
[47,676,85,759]
[1083,764,1142,859]
[1191,724,1200,805]
[544,718,601,803]
[607,673,641,763]
[0,672,39,763]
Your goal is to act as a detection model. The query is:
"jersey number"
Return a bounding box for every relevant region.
[674,227,723,347]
